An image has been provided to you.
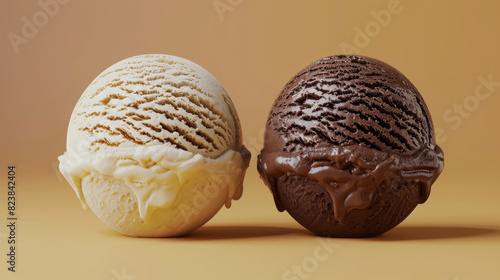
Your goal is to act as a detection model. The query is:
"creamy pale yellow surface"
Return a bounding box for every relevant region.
[59,146,245,236]
[58,54,248,237]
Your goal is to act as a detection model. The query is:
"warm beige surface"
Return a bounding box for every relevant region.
[1,172,500,280]
[1,0,499,279]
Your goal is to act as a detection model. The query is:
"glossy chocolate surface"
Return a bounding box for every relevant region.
[257,55,444,237]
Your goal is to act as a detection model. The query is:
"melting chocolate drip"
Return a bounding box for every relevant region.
[258,144,443,223]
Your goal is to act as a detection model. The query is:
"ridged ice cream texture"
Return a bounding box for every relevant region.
[267,55,435,154]
[58,54,249,236]
[258,55,443,237]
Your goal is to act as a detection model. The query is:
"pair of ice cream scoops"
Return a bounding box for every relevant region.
[58,54,444,238]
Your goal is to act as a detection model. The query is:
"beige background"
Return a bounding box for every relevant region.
[1,0,499,279]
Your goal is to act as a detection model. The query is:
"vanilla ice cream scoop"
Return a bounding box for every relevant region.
[59,54,250,237]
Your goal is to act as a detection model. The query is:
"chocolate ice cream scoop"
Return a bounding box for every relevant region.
[257,55,444,237]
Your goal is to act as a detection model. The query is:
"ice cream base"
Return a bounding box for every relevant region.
[258,144,444,224]
[59,145,249,237]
